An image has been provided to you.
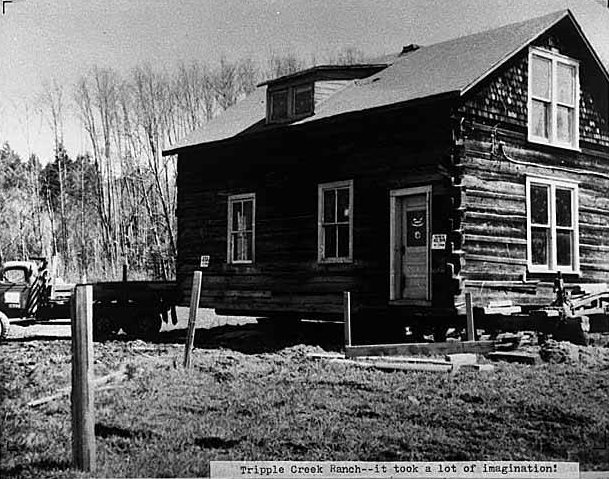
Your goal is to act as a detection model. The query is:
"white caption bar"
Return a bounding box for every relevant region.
[210,461,579,478]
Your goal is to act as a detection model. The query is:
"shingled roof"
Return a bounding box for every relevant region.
[164,9,607,155]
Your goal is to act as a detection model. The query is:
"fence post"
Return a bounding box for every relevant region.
[465,291,476,341]
[184,271,203,368]
[71,284,95,472]
[343,291,352,348]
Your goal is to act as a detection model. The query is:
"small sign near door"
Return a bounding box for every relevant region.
[406,210,427,247]
[431,234,447,250]
[200,255,210,268]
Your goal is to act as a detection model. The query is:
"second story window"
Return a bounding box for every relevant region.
[270,90,289,122]
[293,85,313,117]
[268,83,314,123]
[528,47,579,149]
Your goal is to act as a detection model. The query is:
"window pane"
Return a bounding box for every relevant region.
[557,106,574,144]
[324,225,337,258]
[232,201,242,231]
[557,63,575,105]
[294,86,313,116]
[337,224,350,258]
[532,227,549,266]
[532,56,551,99]
[336,188,350,223]
[242,200,253,230]
[556,188,572,227]
[270,91,288,120]
[323,189,336,223]
[532,100,550,139]
[530,184,549,225]
[557,230,573,267]
[233,232,253,261]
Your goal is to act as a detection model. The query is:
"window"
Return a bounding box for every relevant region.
[318,180,353,263]
[227,193,255,264]
[528,48,579,149]
[267,83,314,123]
[526,177,579,273]
[269,90,289,122]
[293,85,313,116]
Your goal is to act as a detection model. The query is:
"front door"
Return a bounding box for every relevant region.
[390,186,431,302]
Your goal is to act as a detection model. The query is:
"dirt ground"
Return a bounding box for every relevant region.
[5,307,256,341]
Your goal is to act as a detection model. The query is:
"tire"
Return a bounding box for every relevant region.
[122,311,162,339]
[93,315,119,342]
[0,312,10,341]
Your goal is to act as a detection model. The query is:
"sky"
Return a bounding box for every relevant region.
[0,0,608,163]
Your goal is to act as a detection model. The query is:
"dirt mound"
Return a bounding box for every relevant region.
[540,340,609,368]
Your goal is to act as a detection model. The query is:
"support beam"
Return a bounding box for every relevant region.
[343,291,352,348]
[184,271,203,369]
[465,291,476,341]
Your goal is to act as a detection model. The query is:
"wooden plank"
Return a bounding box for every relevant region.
[345,341,495,358]
[343,291,352,348]
[487,351,541,365]
[71,284,95,472]
[183,271,203,369]
[465,292,475,341]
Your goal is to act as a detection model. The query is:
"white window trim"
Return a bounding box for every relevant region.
[527,47,580,151]
[317,179,354,264]
[227,193,256,265]
[526,176,579,274]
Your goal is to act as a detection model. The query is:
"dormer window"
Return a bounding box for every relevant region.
[528,47,579,149]
[270,90,289,121]
[293,84,313,117]
[268,83,314,123]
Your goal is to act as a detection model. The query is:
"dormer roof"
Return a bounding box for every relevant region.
[164,9,608,155]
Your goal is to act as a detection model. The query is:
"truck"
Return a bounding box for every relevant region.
[0,258,179,341]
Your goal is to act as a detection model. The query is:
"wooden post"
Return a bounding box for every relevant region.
[184,271,203,368]
[343,291,352,348]
[71,284,95,472]
[122,263,128,282]
[465,291,475,341]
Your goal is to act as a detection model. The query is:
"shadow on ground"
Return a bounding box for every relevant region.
[156,320,345,354]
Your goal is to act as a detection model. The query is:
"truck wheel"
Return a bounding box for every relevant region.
[0,312,10,341]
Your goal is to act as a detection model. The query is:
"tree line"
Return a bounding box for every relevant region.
[1,48,365,281]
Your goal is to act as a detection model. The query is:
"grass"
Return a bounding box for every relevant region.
[1,326,609,478]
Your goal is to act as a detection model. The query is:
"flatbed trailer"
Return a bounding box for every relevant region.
[0,259,179,341]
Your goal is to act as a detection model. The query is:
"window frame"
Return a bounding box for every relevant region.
[227,193,256,265]
[267,83,314,123]
[525,176,579,274]
[269,89,289,122]
[292,84,314,118]
[317,179,354,264]
[528,47,580,150]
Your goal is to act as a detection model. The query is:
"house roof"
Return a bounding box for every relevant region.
[258,64,391,87]
[164,9,607,155]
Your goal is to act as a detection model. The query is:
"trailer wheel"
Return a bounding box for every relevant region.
[122,312,162,339]
[93,315,119,341]
[0,312,10,341]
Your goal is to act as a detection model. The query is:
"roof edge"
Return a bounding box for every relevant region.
[257,63,391,87]
[461,10,609,96]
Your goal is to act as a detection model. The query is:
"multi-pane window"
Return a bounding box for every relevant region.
[268,83,314,123]
[318,180,353,263]
[529,47,579,149]
[293,85,313,117]
[227,194,255,264]
[526,177,578,273]
[269,90,289,122]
